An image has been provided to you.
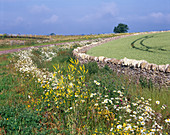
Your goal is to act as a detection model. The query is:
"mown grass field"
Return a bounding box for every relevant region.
[87,32,170,65]
[0,35,170,134]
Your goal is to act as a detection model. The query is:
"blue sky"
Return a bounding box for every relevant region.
[0,0,170,35]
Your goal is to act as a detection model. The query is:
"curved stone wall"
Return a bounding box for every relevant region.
[73,33,170,87]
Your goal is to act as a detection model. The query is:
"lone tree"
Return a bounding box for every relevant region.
[113,23,129,33]
[50,33,56,36]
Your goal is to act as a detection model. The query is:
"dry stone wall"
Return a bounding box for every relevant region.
[73,33,170,87]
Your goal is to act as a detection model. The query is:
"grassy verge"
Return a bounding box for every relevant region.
[0,43,169,134]
[87,32,170,65]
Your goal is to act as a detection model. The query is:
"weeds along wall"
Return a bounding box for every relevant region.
[72,33,170,87]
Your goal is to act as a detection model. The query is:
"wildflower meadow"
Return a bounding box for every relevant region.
[0,37,169,134]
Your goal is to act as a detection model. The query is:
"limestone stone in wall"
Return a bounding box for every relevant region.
[73,50,79,56]
[122,57,129,66]
[114,59,120,65]
[83,46,87,49]
[151,64,158,71]
[146,64,152,70]
[104,58,112,63]
[129,60,137,67]
[99,56,105,62]
[78,53,86,59]
[84,54,90,60]
[165,64,170,73]
[143,63,149,70]
[78,47,85,53]
[140,62,148,69]
[118,59,123,65]
[123,57,148,68]
[138,60,147,68]
[91,42,98,45]
[94,57,99,62]
[159,65,166,72]
[81,50,87,53]
[110,58,117,64]
[132,60,140,68]
[77,47,81,51]
[85,44,90,47]
[81,46,86,49]
[123,57,133,66]
[89,56,95,61]
[78,53,82,58]
[74,49,78,52]
[136,61,141,68]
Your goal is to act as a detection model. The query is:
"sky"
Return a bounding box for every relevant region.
[0,0,170,35]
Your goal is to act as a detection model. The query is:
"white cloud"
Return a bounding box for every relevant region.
[141,12,170,23]
[78,2,118,22]
[43,15,59,24]
[125,12,170,24]
[150,12,170,22]
[150,12,164,18]
[30,5,50,13]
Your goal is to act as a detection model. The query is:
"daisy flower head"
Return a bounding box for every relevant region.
[148,98,152,101]
[141,121,145,126]
[165,118,170,123]
[110,128,113,131]
[141,97,144,100]
[156,101,160,105]
[94,103,98,106]
[117,124,122,129]
[96,82,100,85]
[139,116,144,121]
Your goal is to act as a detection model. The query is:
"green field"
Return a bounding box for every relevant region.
[87,32,170,65]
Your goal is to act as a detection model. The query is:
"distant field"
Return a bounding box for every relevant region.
[0,33,121,51]
[87,32,170,65]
